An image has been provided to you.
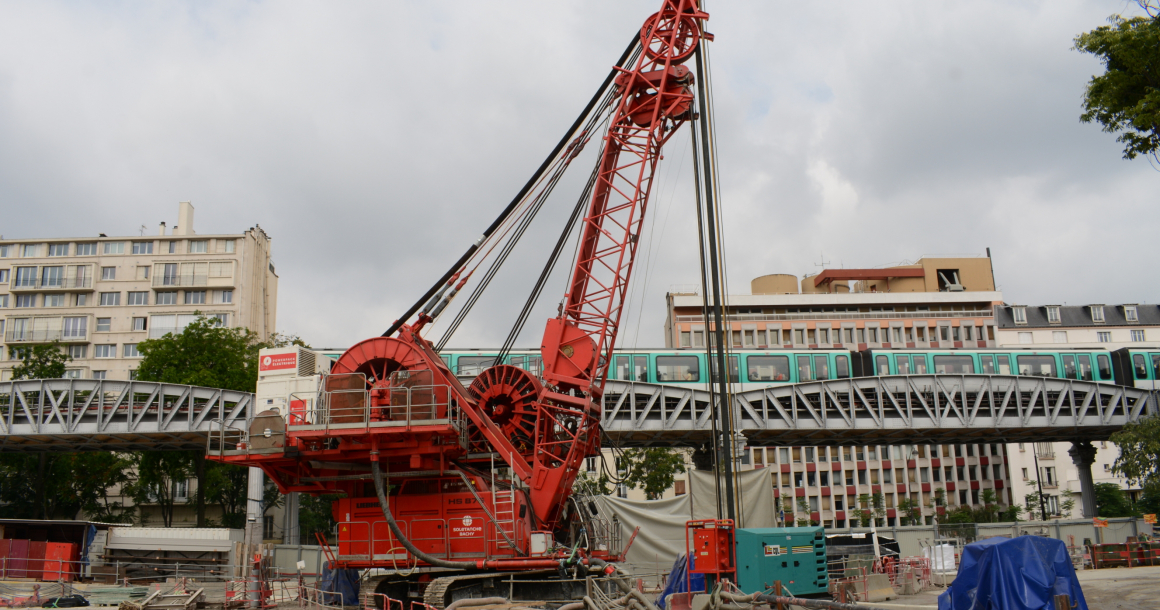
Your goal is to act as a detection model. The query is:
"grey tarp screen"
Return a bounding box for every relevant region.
[594,469,775,585]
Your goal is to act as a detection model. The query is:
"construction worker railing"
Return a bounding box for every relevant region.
[291,373,462,435]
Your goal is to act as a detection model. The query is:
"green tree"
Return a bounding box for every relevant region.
[1094,482,1136,517]
[0,452,132,521]
[1001,504,1025,522]
[616,448,687,499]
[897,497,922,526]
[1074,6,1160,162]
[795,497,811,526]
[300,493,343,544]
[1060,492,1077,519]
[1110,414,1160,505]
[1025,491,1049,520]
[125,452,196,527]
[11,342,70,380]
[135,315,264,393]
[870,492,886,526]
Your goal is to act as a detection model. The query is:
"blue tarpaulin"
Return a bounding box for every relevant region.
[657,554,706,610]
[938,536,1088,610]
[319,561,360,606]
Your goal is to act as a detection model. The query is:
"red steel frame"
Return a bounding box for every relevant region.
[212,0,710,571]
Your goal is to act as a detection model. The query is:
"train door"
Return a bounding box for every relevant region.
[1060,354,1096,381]
[895,355,912,375]
[834,353,851,379]
[912,353,929,374]
[612,354,649,382]
[1129,352,1156,389]
[710,355,741,392]
[874,354,892,376]
[795,354,831,381]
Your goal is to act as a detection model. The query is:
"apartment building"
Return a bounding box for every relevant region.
[665,256,1003,350]
[994,302,1156,517]
[0,202,278,381]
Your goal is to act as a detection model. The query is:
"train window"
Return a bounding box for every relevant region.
[876,356,889,375]
[510,355,543,376]
[748,356,790,382]
[1077,355,1094,381]
[913,356,928,374]
[440,355,451,368]
[1017,355,1057,377]
[1133,354,1149,379]
[934,355,974,374]
[796,355,814,381]
[1097,355,1112,380]
[897,356,911,375]
[711,356,740,383]
[614,355,648,382]
[996,355,1011,375]
[814,355,830,380]
[457,357,495,376]
[1062,355,1077,380]
[657,356,700,382]
[980,355,995,374]
[1152,355,1160,379]
[836,355,850,379]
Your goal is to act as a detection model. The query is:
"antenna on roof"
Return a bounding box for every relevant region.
[139,224,147,236]
[814,253,831,269]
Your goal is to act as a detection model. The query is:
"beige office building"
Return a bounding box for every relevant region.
[0,202,278,381]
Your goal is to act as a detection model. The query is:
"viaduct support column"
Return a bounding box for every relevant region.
[1068,441,1098,518]
[245,467,264,608]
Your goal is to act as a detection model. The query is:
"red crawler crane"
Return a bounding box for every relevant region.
[213,1,710,605]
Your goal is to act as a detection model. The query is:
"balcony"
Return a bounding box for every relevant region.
[154,274,207,288]
[10,277,94,292]
[5,330,88,343]
[675,309,994,323]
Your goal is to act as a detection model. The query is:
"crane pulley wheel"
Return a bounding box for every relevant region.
[640,8,700,64]
[466,365,542,458]
[331,336,428,389]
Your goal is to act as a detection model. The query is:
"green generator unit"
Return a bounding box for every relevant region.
[734,527,828,596]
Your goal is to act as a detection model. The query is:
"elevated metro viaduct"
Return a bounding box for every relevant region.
[1,375,1155,524]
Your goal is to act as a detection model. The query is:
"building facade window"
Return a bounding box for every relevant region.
[47,243,68,257]
[132,317,147,331]
[1053,331,1068,343]
[44,294,64,307]
[123,344,140,358]
[1097,332,1111,343]
[1018,332,1033,344]
[96,318,111,332]
[75,294,87,306]
[94,345,116,358]
[1090,306,1105,323]
[132,241,153,255]
[103,242,125,255]
[68,345,87,359]
[156,291,177,305]
[1013,307,1027,324]
[212,313,229,326]
[0,269,7,283]
[1131,330,1146,342]
[14,294,35,308]
[185,290,206,305]
[1046,306,1060,323]
[101,266,116,280]
[22,244,39,257]
[189,240,208,253]
[99,292,120,306]
[92,370,107,380]
[127,291,149,306]
[62,317,86,338]
[76,243,96,256]
[1125,305,1139,322]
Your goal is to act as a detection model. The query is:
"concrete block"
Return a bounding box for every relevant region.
[864,574,897,602]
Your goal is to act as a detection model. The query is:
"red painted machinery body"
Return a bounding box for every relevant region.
[213,0,709,572]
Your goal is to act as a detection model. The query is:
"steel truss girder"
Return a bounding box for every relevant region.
[600,375,1159,446]
[0,379,254,451]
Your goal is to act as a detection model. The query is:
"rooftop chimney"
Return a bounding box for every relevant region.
[159,221,167,236]
[174,201,195,236]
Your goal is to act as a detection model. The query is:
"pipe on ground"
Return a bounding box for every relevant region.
[445,597,508,610]
[754,593,899,610]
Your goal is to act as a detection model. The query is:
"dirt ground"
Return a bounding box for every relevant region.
[840,564,1160,610]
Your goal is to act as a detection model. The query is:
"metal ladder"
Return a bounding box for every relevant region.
[490,455,519,547]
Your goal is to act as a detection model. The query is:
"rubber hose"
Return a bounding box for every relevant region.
[719,592,758,603]
[754,593,897,610]
[444,597,508,610]
[585,558,633,594]
[627,590,661,610]
[371,460,476,569]
[583,596,602,610]
[556,603,586,610]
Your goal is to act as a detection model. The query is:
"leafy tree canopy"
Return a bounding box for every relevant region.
[0,452,133,521]
[617,448,688,499]
[11,342,70,380]
[1094,482,1137,517]
[1074,5,1160,162]
[1111,414,1160,502]
[134,315,264,392]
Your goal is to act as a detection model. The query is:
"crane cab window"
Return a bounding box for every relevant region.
[835,355,850,379]
[1017,355,1057,377]
[656,356,700,382]
[710,356,740,383]
[456,356,495,376]
[934,355,974,374]
[897,356,911,375]
[1133,354,1149,379]
[797,355,830,381]
[614,355,648,382]
[875,355,890,376]
[748,356,790,382]
[1097,355,1112,380]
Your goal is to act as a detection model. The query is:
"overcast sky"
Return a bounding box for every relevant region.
[1,1,1155,350]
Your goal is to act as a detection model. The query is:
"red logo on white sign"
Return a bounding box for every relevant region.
[260,353,297,371]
